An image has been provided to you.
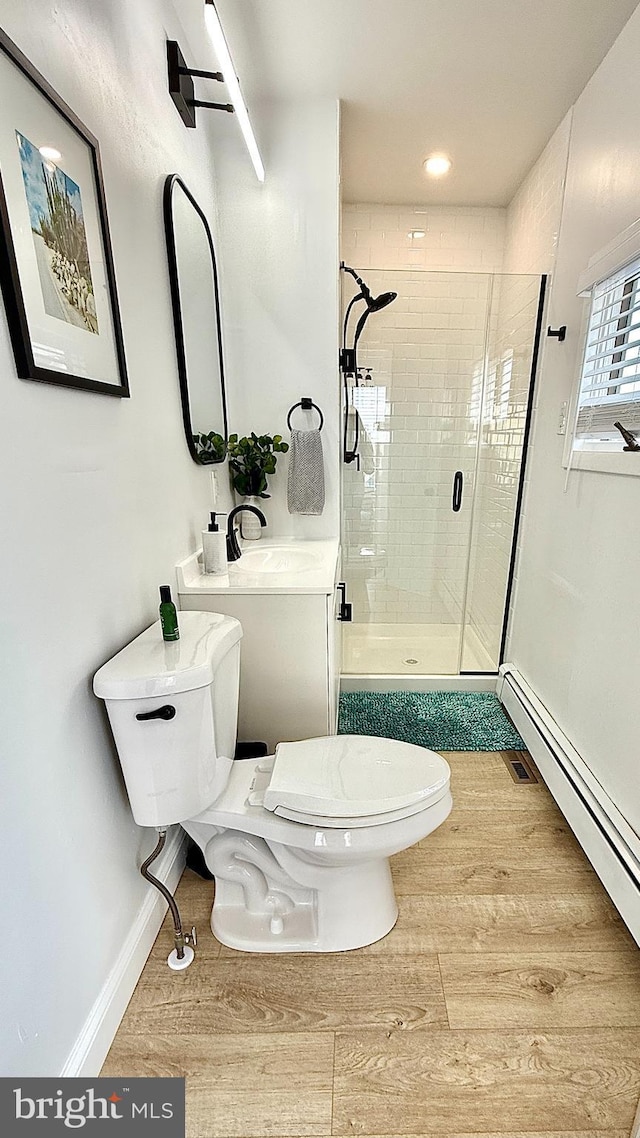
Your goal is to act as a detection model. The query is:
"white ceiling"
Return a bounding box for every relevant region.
[214,0,639,207]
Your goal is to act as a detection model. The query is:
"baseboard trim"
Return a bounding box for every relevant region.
[60,827,187,1077]
[498,664,640,947]
[340,674,498,693]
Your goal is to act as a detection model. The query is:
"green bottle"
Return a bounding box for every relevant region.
[159,585,179,641]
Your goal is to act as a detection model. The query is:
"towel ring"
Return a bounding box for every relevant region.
[287,398,324,432]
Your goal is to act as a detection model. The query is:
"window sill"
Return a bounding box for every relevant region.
[565,450,640,477]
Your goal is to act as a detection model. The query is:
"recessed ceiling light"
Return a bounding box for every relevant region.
[424,154,451,177]
[39,146,62,163]
[409,229,426,239]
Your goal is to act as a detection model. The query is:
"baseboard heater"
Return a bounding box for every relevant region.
[498,664,640,947]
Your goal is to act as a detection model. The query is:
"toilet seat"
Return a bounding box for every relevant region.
[191,750,452,851]
[270,785,451,828]
[263,734,450,827]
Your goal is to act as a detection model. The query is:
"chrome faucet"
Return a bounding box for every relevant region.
[226,504,267,561]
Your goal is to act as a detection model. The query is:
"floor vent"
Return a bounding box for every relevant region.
[503,751,538,784]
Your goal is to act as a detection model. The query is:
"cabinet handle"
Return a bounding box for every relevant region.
[452,471,463,513]
[337,581,353,622]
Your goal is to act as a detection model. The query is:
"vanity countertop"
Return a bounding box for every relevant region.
[176,537,341,596]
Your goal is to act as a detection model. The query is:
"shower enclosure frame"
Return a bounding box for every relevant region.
[460,272,548,676]
[496,273,547,669]
[340,268,548,683]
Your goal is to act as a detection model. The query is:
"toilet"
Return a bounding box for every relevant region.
[94,610,452,953]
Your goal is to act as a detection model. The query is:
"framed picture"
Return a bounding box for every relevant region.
[0,28,128,396]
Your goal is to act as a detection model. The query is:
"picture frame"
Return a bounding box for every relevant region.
[0,27,128,396]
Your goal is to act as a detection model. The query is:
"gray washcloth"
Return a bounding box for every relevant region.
[287,428,325,515]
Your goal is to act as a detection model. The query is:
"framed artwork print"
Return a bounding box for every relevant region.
[0,28,128,396]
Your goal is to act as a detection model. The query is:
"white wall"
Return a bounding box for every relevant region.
[508,5,640,837]
[0,0,341,1076]
[0,0,235,1075]
[215,99,341,539]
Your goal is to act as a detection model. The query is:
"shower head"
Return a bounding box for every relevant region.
[368,290,397,312]
[352,297,397,355]
[340,264,397,314]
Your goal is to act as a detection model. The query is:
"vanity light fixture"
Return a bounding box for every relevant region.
[409,229,426,239]
[424,154,451,177]
[204,0,265,183]
[167,39,232,127]
[166,2,264,182]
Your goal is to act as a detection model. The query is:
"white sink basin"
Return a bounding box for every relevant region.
[176,538,339,594]
[230,544,320,574]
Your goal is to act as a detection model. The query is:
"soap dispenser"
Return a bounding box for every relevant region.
[202,512,227,575]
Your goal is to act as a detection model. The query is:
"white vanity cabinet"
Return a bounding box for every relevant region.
[176,540,342,752]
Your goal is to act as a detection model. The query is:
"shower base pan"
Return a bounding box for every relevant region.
[342,622,495,676]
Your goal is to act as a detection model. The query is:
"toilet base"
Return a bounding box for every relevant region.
[205,832,399,952]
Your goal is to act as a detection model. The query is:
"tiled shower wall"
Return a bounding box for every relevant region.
[342,204,507,645]
[342,203,506,274]
[461,115,571,665]
[341,154,570,669]
[500,112,572,662]
[503,112,571,275]
[342,269,491,628]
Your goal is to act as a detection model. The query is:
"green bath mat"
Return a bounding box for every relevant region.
[338,691,524,751]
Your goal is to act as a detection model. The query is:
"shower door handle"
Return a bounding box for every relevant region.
[452,471,463,512]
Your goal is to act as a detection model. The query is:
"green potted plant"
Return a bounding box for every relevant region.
[227,432,289,539]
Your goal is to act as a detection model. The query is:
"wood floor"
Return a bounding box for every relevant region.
[102,752,640,1138]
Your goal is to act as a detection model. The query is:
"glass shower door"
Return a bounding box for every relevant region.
[341,269,491,675]
[461,273,544,671]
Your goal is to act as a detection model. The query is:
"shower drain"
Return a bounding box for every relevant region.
[404,658,419,665]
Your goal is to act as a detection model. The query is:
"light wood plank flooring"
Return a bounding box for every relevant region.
[103,752,640,1137]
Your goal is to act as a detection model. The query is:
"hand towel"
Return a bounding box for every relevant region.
[287,428,325,515]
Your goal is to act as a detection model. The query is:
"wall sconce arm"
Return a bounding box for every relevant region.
[168,40,233,127]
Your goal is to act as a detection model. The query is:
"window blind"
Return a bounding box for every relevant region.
[576,253,640,439]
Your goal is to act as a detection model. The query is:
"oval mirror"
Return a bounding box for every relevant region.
[163,174,228,464]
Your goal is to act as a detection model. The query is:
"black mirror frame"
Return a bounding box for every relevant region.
[163,173,228,465]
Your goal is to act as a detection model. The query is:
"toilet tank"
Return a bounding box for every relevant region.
[93,611,242,828]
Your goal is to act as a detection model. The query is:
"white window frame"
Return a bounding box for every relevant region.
[564,217,640,478]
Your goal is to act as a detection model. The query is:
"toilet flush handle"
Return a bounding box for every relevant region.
[135,704,176,721]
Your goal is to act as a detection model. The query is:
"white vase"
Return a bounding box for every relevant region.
[239,496,265,540]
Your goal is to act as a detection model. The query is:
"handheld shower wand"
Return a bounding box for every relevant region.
[340,262,397,463]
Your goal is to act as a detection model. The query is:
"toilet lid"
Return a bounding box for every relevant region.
[263,734,450,820]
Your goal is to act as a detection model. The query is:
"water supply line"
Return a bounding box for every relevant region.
[141,829,197,970]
